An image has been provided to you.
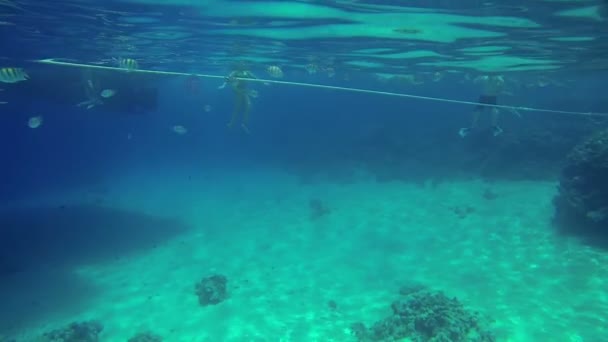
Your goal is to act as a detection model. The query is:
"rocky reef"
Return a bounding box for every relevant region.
[309,198,331,220]
[195,274,229,306]
[351,285,495,342]
[554,129,608,235]
[127,332,163,342]
[40,321,103,342]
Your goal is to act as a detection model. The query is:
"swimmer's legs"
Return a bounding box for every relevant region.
[490,107,499,126]
[459,98,503,137]
[241,95,251,133]
[228,94,244,128]
[471,109,482,128]
[491,107,503,136]
[459,107,482,138]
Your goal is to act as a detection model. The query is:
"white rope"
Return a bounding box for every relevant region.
[35,58,608,117]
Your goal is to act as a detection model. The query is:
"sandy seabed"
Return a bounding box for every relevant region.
[4,167,608,342]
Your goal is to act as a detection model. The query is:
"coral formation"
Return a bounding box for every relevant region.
[128,332,163,342]
[351,286,495,342]
[195,274,229,306]
[41,321,103,342]
[554,129,608,234]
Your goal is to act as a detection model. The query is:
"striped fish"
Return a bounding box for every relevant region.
[117,58,138,70]
[0,67,29,83]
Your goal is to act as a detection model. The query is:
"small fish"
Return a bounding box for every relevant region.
[27,115,43,129]
[100,89,116,98]
[172,125,187,135]
[304,63,318,74]
[537,80,550,87]
[432,71,443,82]
[248,89,258,98]
[0,67,28,83]
[266,65,284,78]
[76,98,102,109]
[203,104,211,112]
[116,58,138,70]
[0,101,7,105]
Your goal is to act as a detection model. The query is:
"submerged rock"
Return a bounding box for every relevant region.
[41,321,103,342]
[195,274,229,306]
[352,287,495,342]
[309,198,331,220]
[128,332,163,342]
[554,129,608,234]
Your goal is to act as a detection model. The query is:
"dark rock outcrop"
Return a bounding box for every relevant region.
[41,321,103,342]
[554,129,608,235]
[128,332,163,342]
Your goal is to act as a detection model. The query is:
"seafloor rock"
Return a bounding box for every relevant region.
[41,321,103,342]
[309,198,331,220]
[351,286,495,342]
[195,274,229,306]
[127,332,163,342]
[554,129,608,233]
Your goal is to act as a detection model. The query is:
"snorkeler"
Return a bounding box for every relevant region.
[219,67,257,134]
[75,69,158,113]
[77,70,104,109]
[459,74,505,138]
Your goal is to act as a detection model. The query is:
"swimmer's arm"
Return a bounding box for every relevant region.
[496,77,506,92]
[218,70,237,89]
[473,75,487,84]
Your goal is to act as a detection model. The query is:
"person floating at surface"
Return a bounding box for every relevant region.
[76,69,104,109]
[218,67,257,134]
[459,74,505,138]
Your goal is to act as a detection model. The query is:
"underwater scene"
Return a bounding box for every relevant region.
[1,0,608,341]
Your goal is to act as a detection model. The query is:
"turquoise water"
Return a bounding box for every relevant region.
[1,1,608,341]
